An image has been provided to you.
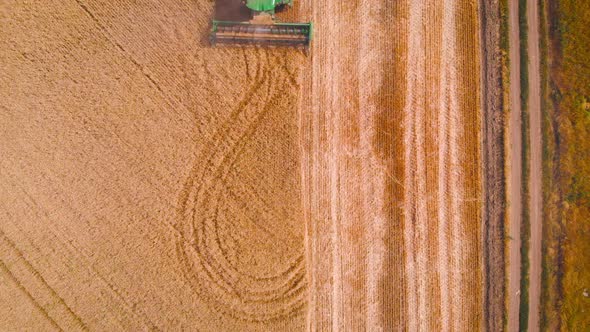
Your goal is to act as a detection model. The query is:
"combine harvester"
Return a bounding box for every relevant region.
[210,0,312,48]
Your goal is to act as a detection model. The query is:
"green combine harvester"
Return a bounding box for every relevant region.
[210,0,312,48]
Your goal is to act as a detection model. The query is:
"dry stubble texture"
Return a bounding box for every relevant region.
[301,0,484,330]
[0,0,306,330]
[479,0,507,329]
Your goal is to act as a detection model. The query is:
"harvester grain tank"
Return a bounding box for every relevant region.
[210,0,312,48]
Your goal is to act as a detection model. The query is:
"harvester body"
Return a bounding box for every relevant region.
[210,0,312,48]
[246,0,292,12]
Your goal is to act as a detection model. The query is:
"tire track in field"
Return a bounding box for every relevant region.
[0,260,62,331]
[78,0,308,323]
[1,0,305,329]
[0,177,160,331]
[175,49,306,323]
[441,2,462,328]
[402,2,425,329]
[0,230,87,331]
[73,0,171,106]
[437,1,456,328]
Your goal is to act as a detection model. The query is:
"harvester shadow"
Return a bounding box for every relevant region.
[214,0,251,21]
[200,0,250,48]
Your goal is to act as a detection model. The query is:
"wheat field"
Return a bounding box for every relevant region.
[0,0,487,330]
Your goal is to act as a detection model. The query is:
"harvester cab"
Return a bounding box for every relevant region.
[210,0,312,49]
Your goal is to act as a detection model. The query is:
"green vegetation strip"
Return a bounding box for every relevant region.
[537,0,551,330]
[499,0,510,330]
[517,0,531,330]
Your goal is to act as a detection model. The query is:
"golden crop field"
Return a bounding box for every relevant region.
[0,1,306,330]
[0,0,497,330]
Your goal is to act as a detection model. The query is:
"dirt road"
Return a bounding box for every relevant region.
[301,0,483,329]
[526,0,543,329]
[507,0,543,329]
[0,1,306,330]
[507,0,523,329]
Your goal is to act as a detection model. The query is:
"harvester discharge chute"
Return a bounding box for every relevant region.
[210,0,312,48]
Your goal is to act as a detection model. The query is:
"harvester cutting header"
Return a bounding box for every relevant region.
[210,0,312,48]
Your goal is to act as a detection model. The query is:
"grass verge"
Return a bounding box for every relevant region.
[517,0,531,330]
[538,0,552,330]
[541,0,590,330]
[499,0,510,329]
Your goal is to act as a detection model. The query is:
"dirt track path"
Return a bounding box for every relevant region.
[507,0,523,329]
[526,0,543,329]
[507,0,543,329]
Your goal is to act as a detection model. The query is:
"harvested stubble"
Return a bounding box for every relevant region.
[300,0,484,330]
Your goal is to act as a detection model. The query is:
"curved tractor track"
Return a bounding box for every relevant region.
[176,49,307,323]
